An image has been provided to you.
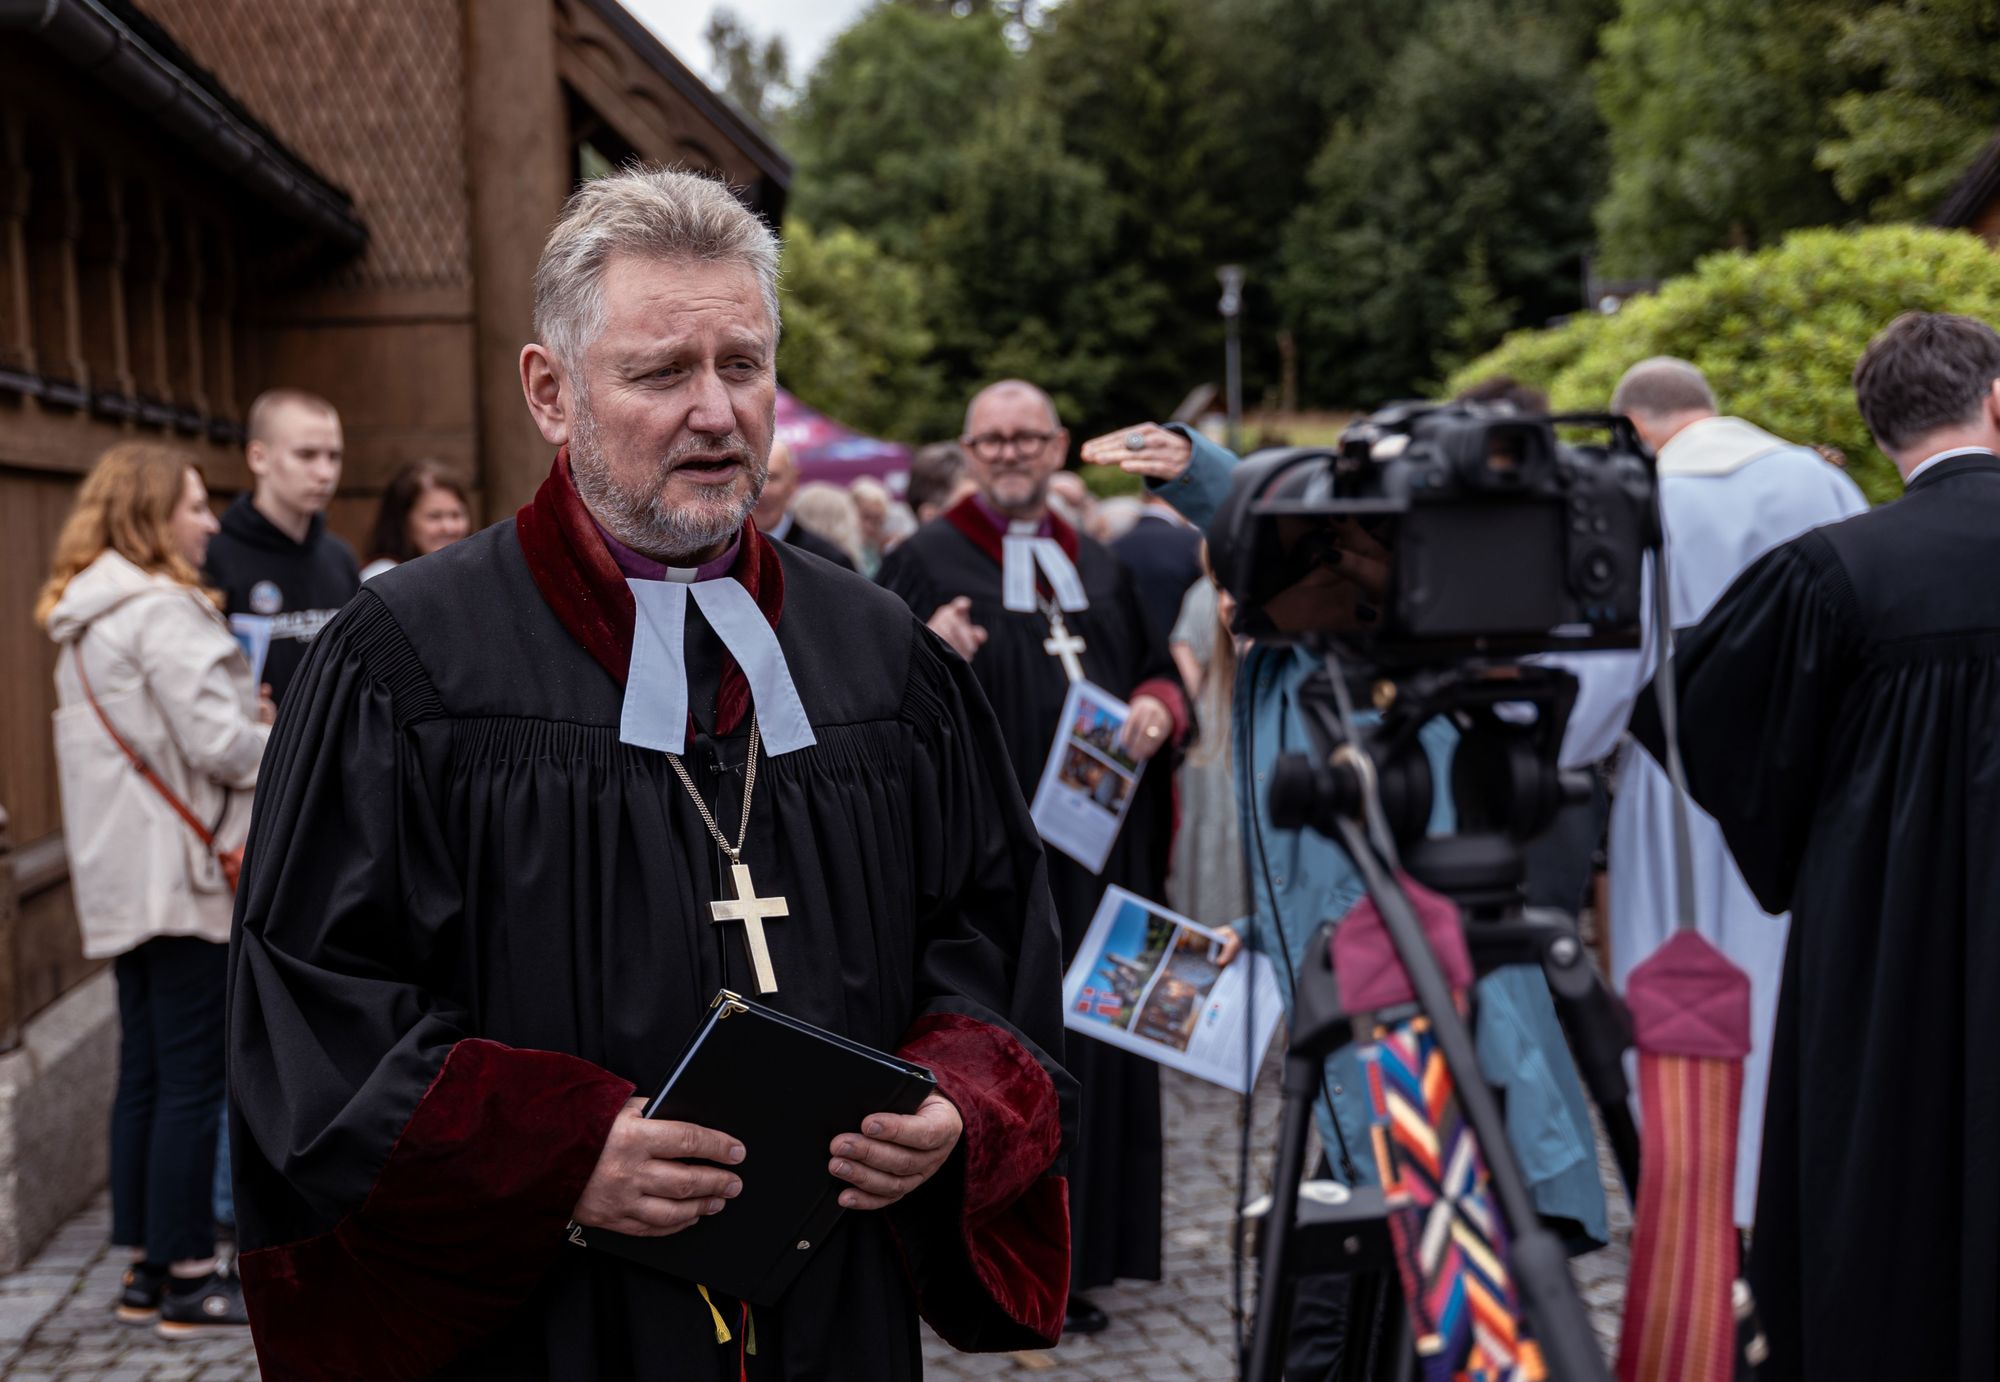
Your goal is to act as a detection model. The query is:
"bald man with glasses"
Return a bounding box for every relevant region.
[879,379,1192,1336]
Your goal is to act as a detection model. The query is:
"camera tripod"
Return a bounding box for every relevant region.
[1243,656,1638,1382]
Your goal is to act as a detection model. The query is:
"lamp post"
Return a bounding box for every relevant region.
[1218,264,1244,453]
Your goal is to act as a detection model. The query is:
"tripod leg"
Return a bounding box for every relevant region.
[1540,931,1642,1198]
[1247,1050,1324,1382]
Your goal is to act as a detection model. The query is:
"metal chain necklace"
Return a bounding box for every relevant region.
[665,716,762,861]
[665,716,789,995]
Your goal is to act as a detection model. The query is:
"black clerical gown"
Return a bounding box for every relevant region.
[228,458,1074,1381]
[1638,452,2000,1382]
[878,500,1188,1292]
[779,517,857,572]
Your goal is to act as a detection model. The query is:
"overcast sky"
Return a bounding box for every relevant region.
[622,0,875,91]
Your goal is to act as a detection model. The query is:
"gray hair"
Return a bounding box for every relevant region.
[1611,357,1718,419]
[532,166,781,369]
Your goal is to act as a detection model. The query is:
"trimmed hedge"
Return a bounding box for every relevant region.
[1445,226,2000,503]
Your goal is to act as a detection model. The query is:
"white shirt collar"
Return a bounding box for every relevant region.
[765,511,794,542]
[1906,446,1995,485]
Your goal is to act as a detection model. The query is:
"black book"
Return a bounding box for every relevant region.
[566,990,937,1306]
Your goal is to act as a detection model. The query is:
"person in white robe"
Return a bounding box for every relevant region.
[1558,358,1867,1227]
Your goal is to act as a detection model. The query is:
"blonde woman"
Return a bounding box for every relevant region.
[38,443,272,1336]
[1166,549,1249,932]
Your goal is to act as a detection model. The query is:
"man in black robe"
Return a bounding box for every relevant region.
[1638,312,2000,1382]
[228,168,1072,1381]
[878,383,1188,1336]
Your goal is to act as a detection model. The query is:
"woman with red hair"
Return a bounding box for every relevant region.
[39,443,272,1338]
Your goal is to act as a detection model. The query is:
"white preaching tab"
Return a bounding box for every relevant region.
[1001,533,1089,614]
[620,577,817,757]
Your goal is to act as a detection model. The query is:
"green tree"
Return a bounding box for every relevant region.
[1028,0,1239,420]
[1447,226,2000,502]
[785,6,1018,260]
[921,99,1126,429]
[1438,238,1521,379]
[704,7,791,132]
[1819,0,2000,222]
[777,221,950,441]
[1280,0,1609,404]
[1592,0,1855,278]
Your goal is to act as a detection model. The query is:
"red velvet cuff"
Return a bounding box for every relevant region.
[239,1039,634,1380]
[891,1013,1070,1351]
[1131,676,1190,746]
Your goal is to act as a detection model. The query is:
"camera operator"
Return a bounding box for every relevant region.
[1082,425,1609,1339]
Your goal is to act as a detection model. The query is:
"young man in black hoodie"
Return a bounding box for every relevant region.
[205,388,359,704]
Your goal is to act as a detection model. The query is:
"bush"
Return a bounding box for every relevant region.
[1445,226,2000,503]
[1445,311,1611,402]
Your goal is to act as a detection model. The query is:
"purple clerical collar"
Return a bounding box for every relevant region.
[590,512,741,583]
[969,492,1051,538]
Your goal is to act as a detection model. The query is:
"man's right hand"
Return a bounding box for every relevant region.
[571,1098,745,1237]
[927,596,988,661]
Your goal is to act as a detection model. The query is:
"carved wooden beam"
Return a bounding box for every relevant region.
[22,134,86,409]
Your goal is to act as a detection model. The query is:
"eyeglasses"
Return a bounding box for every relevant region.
[962,431,1058,461]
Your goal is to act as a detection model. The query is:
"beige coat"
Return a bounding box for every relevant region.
[46,552,269,958]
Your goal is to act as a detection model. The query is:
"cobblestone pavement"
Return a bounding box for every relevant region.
[0,1061,1628,1379]
[0,1200,257,1380]
[921,1061,1633,1380]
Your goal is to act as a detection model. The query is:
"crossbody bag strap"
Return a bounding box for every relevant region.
[71,642,219,850]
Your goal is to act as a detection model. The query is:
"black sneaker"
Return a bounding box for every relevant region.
[114,1260,167,1323]
[155,1264,248,1337]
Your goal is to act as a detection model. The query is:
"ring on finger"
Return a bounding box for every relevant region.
[1125,430,1148,451]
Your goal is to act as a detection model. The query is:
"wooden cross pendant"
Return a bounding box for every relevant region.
[1043,614,1087,684]
[709,859,788,994]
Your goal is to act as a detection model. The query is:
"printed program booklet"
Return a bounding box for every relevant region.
[1062,886,1285,1094]
[1029,680,1144,874]
[228,613,272,691]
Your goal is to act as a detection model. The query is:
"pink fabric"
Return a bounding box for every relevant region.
[1626,930,1752,1060]
[1330,876,1474,1013]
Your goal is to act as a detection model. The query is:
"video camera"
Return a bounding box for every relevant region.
[1208,401,1656,662]
[1214,400,1665,1381]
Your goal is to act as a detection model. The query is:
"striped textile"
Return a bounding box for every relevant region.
[1616,1055,1742,1381]
[1615,930,1751,1382]
[1363,1012,1546,1382]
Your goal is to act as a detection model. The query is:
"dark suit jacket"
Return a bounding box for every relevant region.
[781,520,857,572]
[1110,510,1203,643]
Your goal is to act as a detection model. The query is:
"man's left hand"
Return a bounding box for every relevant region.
[1120,693,1175,762]
[829,1093,963,1211]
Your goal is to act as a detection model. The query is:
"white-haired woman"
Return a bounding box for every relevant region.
[792,481,869,570]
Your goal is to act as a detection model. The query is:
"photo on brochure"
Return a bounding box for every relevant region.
[1029,680,1143,874]
[1061,886,1285,1094]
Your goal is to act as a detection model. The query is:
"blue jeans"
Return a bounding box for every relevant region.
[110,937,226,1264]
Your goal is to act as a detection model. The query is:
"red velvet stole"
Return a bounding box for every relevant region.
[941,492,1080,603]
[942,493,1190,745]
[514,448,784,738]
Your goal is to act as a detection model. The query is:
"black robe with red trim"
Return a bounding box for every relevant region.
[877,498,1188,1293]
[227,456,1074,1381]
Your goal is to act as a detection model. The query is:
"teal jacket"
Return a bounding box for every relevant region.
[1152,429,1608,1242]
